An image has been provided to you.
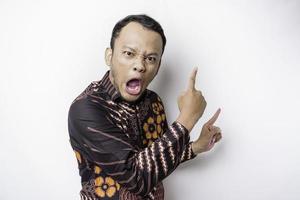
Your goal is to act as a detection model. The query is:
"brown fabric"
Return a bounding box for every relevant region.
[68,70,197,200]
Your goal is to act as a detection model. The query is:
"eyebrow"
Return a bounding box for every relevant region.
[122,45,159,57]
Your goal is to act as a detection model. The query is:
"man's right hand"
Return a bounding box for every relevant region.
[176,67,207,132]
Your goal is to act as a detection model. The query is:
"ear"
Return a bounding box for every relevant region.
[105,48,113,67]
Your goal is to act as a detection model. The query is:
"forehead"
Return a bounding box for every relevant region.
[114,22,163,54]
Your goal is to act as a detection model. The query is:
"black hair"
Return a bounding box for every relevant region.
[110,14,167,54]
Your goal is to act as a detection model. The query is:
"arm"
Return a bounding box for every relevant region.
[68,98,190,197]
[156,96,197,164]
[180,141,197,163]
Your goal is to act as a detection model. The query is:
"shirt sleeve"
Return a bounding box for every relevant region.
[156,96,198,164]
[179,141,197,163]
[68,97,191,197]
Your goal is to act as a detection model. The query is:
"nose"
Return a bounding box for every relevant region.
[133,55,146,73]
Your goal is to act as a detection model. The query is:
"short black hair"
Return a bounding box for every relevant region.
[110,14,167,54]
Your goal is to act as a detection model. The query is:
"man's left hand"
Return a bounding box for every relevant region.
[192,108,222,154]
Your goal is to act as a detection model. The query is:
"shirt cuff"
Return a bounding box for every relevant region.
[162,121,190,150]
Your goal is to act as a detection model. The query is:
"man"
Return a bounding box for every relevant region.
[68,14,222,200]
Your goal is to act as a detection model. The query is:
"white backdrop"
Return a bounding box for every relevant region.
[1,0,300,199]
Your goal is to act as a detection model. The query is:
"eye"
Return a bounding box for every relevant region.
[123,51,134,57]
[145,56,157,64]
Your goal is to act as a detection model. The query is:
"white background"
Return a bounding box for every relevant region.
[1,0,300,199]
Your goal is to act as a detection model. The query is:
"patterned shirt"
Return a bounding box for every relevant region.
[68,70,197,200]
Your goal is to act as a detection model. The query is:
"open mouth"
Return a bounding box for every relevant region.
[125,78,142,96]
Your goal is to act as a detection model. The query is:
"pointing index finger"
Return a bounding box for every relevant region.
[207,108,221,126]
[188,67,198,90]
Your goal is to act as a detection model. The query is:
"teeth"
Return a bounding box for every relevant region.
[133,85,139,91]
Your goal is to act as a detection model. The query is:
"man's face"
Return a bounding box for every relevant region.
[105,22,163,102]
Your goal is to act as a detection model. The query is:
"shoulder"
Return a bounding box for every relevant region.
[68,82,108,120]
[71,80,107,103]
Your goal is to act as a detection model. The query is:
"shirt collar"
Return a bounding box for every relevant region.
[99,70,122,101]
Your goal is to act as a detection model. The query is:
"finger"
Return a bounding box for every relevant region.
[188,67,198,91]
[208,135,217,148]
[211,135,217,143]
[206,108,221,126]
[211,126,221,134]
[214,133,222,143]
[210,133,221,145]
[207,125,213,131]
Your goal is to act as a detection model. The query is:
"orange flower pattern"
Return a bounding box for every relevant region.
[143,97,167,146]
[94,165,120,198]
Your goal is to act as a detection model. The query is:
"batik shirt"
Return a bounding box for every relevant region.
[68,70,197,200]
